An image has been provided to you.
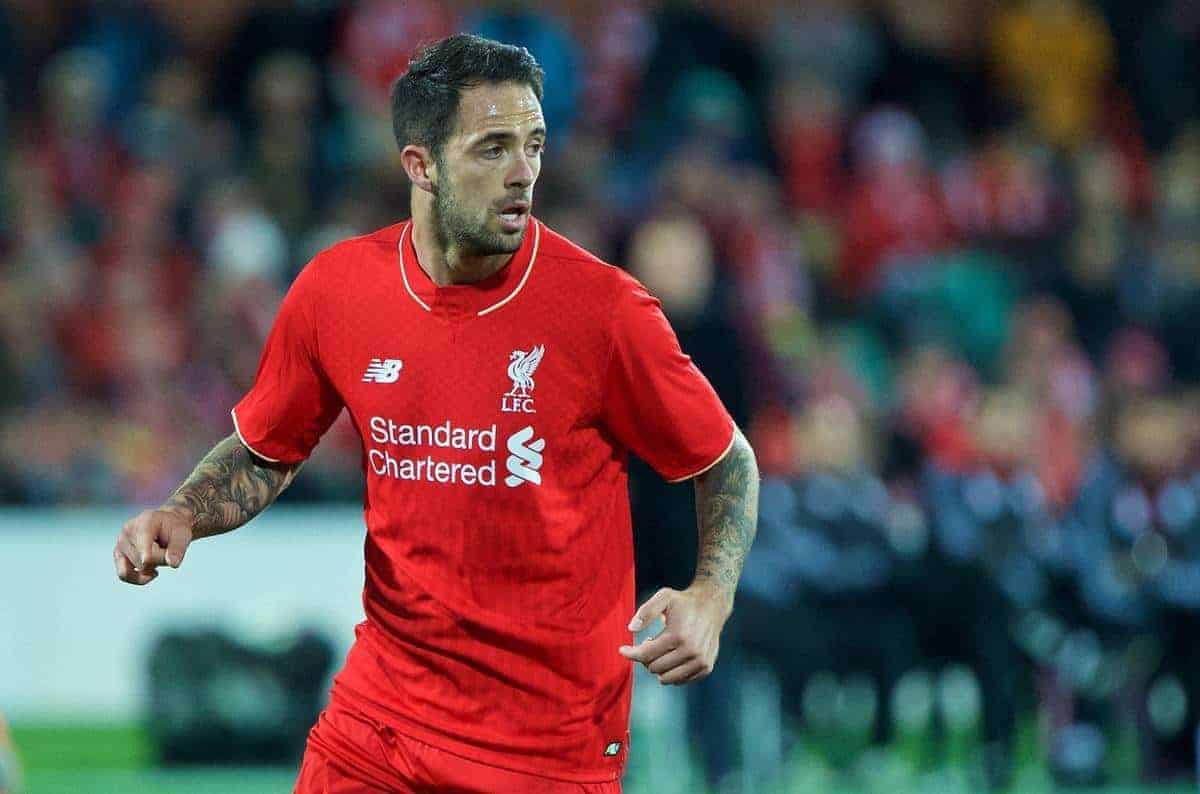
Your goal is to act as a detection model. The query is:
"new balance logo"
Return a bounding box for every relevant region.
[362,358,403,383]
[504,426,545,487]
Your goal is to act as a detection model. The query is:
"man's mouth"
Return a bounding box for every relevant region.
[497,200,530,224]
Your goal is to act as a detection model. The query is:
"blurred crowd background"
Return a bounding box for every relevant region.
[3,0,1200,790]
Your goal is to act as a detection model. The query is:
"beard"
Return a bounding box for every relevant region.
[431,172,524,258]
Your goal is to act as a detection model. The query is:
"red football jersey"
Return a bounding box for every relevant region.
[232,218,735,782]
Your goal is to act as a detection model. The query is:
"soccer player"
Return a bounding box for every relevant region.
[113,34,758,793]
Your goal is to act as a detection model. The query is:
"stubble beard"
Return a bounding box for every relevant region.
[431,173,524,259]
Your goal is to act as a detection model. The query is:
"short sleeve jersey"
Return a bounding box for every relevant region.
[232,218,735,782]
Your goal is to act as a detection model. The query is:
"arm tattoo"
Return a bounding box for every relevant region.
[692,428,759,605]
[163,433,301,539]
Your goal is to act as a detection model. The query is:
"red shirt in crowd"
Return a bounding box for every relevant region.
[232,218,735,782]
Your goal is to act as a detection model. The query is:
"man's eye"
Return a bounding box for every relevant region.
[482,146,504,159]
[528,142,544,156]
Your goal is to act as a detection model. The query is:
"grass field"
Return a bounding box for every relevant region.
[10,723,292,794]
[8,722,1197,794]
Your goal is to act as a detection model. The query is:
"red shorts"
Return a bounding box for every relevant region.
[294,695,623,793]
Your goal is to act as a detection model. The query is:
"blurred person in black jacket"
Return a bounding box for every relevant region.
[738,394,918,749]
[1069,396,1200,780]
[918,388,1053,786]
[625,209,751,789]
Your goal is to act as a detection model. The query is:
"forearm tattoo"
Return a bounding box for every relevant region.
[164,434,300,538]
[692,429,759,602]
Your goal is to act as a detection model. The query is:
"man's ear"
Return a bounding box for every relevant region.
[400,144,437,194]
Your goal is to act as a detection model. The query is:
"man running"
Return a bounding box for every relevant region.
[114,34,758,793]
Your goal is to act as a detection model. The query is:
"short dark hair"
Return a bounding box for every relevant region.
[391,34,545,159]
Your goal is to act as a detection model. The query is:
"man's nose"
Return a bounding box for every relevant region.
[506,152,535,188]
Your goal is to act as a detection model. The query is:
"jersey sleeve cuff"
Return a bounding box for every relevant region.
[665,423,737,483]
[230,407,283,463]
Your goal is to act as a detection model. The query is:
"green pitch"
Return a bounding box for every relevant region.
[8,722,1196,794]
[10,723,294,794]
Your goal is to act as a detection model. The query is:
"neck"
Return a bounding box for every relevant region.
[410,194,512,286]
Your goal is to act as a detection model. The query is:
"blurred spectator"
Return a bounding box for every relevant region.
[123,59,227,179]
[991,0,1115,150]
[244,52,327,238]
[763,0,881,105]
[214,0,339,125]
[772,74,848,218]
[62,0,176,124]
[629,3,771,170]
[574,0,653,134]
[467,1,580,137]
[873,0,998,152]
[336,0,456,111]
[940,128,1063,249]
[628,206,751,594]
[36,47,128,245]
[1125,0,1200,151]
[625,207,753,789]
[911,383,1090,785]
[740,394,919,758]
[1002,298,1097,510]
[894,346,980,473]
[838,108,954,298]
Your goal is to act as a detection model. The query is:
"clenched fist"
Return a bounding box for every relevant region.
[113,507,194,585]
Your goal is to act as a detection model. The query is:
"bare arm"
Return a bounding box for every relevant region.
[620,428,759,684]
[690,427,760,611]
[113,433,302,585]
[163,433,302,539]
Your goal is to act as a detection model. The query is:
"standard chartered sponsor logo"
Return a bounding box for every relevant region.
[366,416,544,488]
[369,416,496,450]
[504,425,545,487]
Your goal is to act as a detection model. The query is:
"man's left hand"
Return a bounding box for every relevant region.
[618,584,732,685]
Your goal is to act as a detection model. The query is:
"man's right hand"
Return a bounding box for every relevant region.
[113,507,194,586]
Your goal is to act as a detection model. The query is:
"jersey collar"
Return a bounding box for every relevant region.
[397,217,540,318]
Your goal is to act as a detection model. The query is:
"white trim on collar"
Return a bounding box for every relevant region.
[397,222,432,313]
[396,220,540,317]
[478,220,539,317]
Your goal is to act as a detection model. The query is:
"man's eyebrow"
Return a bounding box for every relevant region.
[470,126,548,146]
[472,131,514,147]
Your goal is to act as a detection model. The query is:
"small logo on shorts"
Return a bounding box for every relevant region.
[603,741,622,757]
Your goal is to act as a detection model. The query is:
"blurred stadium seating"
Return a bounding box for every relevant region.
[2,0,1199,791]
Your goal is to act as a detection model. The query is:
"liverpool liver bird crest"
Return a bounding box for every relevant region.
[506,345,545,397]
